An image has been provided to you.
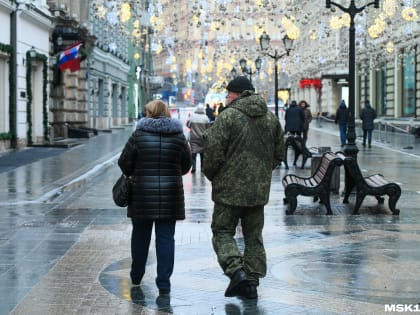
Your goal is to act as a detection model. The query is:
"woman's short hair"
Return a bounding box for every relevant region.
[146,100,170,118]
[299,100,309,108]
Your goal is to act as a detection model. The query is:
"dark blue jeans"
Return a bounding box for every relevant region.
[363,129,373,145]
[131,219,176,290]
[339,123,347,146]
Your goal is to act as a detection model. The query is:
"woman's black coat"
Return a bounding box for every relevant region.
[118,117,192,220]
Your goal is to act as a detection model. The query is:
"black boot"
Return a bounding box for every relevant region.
[225,269,249,297]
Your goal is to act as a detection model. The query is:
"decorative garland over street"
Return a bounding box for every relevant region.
[0,43,14,141]
[26,50,48,144]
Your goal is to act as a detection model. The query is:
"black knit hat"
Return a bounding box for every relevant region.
[226,76,255,93]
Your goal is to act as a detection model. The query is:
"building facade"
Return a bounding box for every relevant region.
[0,0,52,149]
[0,0,152,152]
[2,0,420,153]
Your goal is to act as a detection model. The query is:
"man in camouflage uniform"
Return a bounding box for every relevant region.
[203,76,284,299]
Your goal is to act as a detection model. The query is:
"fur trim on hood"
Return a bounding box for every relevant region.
[136,117,183,134]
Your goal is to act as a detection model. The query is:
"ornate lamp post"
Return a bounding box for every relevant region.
[239,57,262,83]
[259,32,293,118]
[326,0,379,159]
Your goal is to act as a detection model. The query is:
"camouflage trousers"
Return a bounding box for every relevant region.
[211,202,266,284]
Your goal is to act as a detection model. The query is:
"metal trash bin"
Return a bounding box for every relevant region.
[310,147,340,194]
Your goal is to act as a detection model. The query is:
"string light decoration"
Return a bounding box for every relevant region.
[87,0,420,92]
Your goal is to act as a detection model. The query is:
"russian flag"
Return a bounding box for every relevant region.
[58,42,82,72]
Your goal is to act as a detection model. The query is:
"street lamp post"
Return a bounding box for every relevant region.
[325,0,379,159]
[239,57,262,84]
[29,46,37,58]
[259,32,293,118]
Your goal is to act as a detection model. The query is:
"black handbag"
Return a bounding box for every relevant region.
[112,174,131,207]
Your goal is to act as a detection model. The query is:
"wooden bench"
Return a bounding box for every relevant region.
[284,135,313,169]
[342,156,401,215]
[282,152,344,215]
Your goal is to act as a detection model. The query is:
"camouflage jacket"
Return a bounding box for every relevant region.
[203,91,284,207]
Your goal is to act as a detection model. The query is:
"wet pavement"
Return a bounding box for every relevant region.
[1,116,420,315]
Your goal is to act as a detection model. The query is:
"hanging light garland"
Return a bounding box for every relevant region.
[119,2,131,23]
[86,0,420,86]
[402,7,418,21]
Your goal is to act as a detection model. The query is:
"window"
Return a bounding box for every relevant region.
[0,58,7,133]
[402,51,415,116]
[98,79,104,116]
[376,64,386,115]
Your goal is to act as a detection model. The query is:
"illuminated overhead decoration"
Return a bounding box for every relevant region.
[94,4,107,19]
[145,0,305,86]
[309,29,317,40]
[402,7,418,21]
[385,41,394,53]
[281,16,301,40]
[131,0,420,91]
[368,17,386,38]
[120,3,131,23]
[329,13,350,30]
[383,0,397,18]
[277,90,290,104]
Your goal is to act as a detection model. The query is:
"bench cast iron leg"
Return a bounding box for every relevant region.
[293,151,300,166]
[284,146,289,169]
[319,192,333,215]
[353,191,366,215]
[343,167,355,204]
[285,196,297,215]
[300,156,305,169]
[388,190,401,215]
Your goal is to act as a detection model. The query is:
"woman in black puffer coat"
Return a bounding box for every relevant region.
[118,100,191,294]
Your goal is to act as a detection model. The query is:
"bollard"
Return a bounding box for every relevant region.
[378,122,382,143]
[406,125,411,148]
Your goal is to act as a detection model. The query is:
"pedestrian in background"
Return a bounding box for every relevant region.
[335,100,350,147]
[205,103,215,122]
[284,100,305,137]
[187,104,210,172]
[212,104,218,118]
[203,76,284,299]
[217,102,226,115]
[299,100,312,145]
[360,100,377,148]
[118,100,192,295]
